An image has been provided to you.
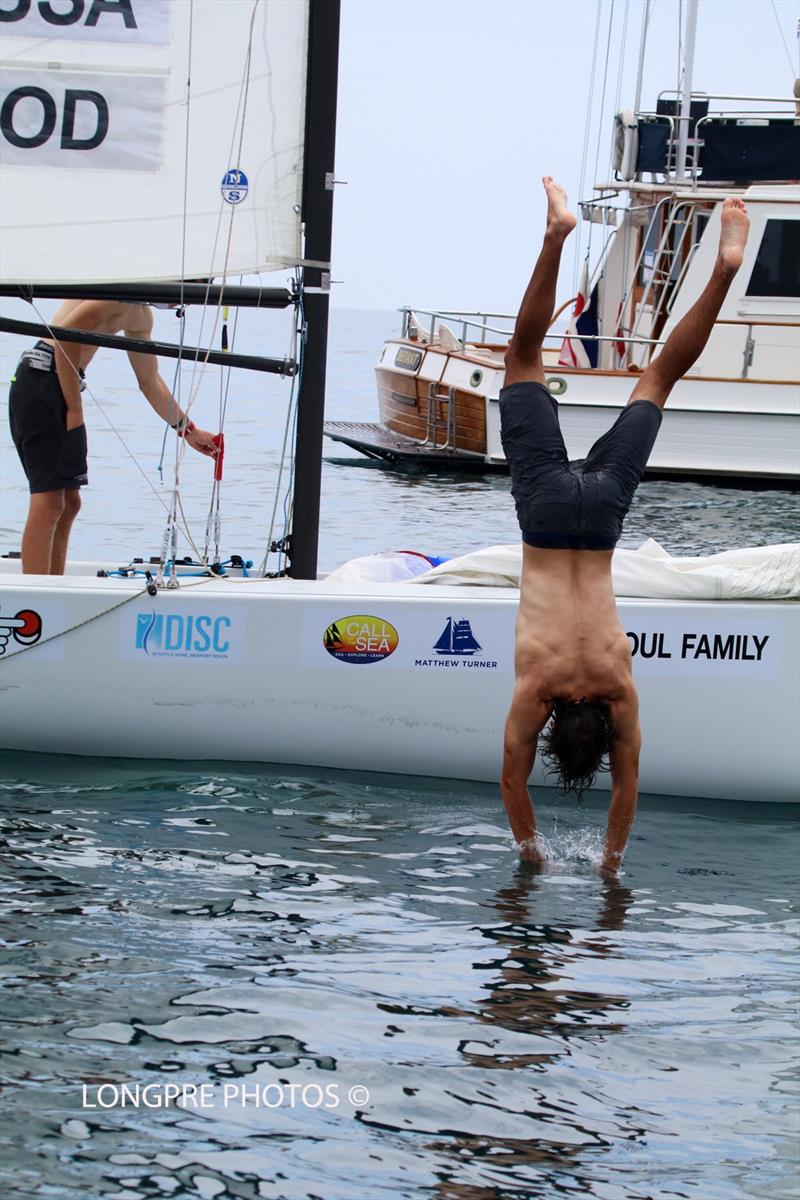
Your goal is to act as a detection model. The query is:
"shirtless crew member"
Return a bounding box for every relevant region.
[500,178,749,874]
[9,300,219,574]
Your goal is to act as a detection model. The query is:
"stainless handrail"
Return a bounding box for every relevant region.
[396,309,799,359]
[656,90,795,105]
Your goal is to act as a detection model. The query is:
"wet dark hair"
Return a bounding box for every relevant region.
[539,698,617,800]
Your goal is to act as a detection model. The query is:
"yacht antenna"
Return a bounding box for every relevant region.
[674,0,700,180]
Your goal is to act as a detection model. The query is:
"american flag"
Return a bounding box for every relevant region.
[558,258,599,369]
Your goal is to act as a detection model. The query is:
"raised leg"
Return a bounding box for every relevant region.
[20,490,66,574]
[629,198,750,410]
[504,177,576,387]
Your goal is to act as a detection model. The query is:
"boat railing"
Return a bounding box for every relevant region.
[717,319,800,381]
[398,306,668,354]
[690,108,797,188]
[635,91,796,186]
[395,307,796,380]
[399,306,667,351]
[400,307,517,347]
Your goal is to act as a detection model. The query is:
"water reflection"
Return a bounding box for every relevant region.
[1,766,797,1200]
[402,865,639,1197]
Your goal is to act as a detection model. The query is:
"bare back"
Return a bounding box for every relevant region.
[43,300,152,371]
[515,545,637,725]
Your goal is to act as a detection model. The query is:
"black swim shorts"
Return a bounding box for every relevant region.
[499,380,662,550]
[9,343,88,493]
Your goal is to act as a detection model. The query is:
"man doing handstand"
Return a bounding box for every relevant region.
[500,177,749,874]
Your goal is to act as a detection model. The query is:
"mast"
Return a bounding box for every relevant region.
[674,0,700,181]
[633,0,651,115]
[290,0,341,580]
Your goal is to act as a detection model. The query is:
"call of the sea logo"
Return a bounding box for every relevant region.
[323,616,398,664]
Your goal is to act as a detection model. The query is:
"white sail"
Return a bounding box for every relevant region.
[0,0,309,283]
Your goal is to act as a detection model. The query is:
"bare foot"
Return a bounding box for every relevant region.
[543,175,577,238]
[718,197,749,276]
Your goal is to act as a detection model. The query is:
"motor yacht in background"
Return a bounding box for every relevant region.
[325,91,800,480]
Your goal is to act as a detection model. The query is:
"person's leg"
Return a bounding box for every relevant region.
[21,490,66,574]
[628,197,750,410]
[504,177,577,387]
[50,489,81,575]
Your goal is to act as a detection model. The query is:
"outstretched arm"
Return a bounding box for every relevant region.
[125,309,218,458]
[500,687,549,862]
[603,701,641,875]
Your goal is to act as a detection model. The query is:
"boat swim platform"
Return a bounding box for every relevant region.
[323,421,506,473]
[324,421,800,487]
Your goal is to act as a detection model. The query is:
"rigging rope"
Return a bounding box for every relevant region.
[586,0,616,265]
[158,0,275,580]
[767,0,797,78]
[606,0,630,185]
[574,0,604,295]
[258,271,303,577]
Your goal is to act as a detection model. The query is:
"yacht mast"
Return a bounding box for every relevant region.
[633,0,651,114]
[290,0,341,579]
[674,0,700,180]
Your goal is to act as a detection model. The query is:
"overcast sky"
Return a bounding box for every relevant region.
[331,0,799,314]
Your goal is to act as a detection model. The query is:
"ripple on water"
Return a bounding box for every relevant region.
[0,761,798,1200]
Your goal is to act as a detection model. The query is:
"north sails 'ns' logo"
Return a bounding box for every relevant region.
[0,609,42,655]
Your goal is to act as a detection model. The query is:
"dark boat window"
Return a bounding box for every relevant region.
[745,219,800,298]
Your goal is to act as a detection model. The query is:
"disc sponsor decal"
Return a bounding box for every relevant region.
[120,607,244,663]
[323,616,398,665]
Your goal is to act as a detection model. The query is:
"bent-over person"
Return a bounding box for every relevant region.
[9,299,218,574]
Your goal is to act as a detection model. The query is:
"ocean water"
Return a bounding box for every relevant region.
[1,306,799,1198]
[0,759,798,1200]
[1,305,797,571]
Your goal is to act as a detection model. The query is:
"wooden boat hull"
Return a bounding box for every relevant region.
[355,341,800,479]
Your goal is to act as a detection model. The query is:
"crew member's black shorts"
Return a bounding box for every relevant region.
[499,380,662,550]
[9,342,88,493]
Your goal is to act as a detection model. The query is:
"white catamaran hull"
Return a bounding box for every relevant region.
[1,566,797,803]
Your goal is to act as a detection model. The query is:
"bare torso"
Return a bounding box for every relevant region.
[43,300,151,371]
[515,545,637,727]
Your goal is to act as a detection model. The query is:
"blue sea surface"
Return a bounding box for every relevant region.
[1,305,799,1198]
[1,305,797,571]
[0,759,798,1200]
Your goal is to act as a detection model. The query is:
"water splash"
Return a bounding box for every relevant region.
[533,825,605,869]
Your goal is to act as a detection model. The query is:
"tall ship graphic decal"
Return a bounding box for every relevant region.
[434,617,481,657]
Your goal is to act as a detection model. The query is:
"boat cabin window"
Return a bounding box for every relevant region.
[745,219,800,298]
